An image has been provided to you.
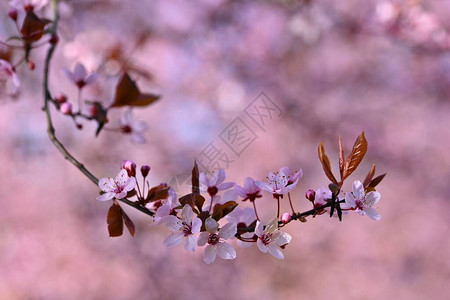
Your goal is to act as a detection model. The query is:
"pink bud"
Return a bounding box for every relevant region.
[27,60,35,70]
[281,213,291,224]
[305,189,315,202]
[89,105,98,118]
[60,102,72,115]
[55,94,67,104]
[8,8,17,21]
[121,160,136,177]
[141,165,151,177]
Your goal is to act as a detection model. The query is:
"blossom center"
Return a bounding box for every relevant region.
[181,223,192,236]
[121,125,132,133]
[260,233,273,245]
[207,233,220,245]
[113,184,124,194]
[207,186,218,197]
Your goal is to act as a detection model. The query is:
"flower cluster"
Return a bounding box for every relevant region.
[95,139,384,264]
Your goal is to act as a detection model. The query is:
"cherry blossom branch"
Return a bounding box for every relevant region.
[41,0,154,218]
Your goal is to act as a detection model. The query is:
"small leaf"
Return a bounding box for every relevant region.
[145,184,170,204]
[342,132,368,181]
[121,209,136,237]
[20,12,50,42]
[221,201,238,218]
[111,73,160,108]
[179,193,204,210]
[192,161,200,194]
[212,204,223,221]
[368,173,386,189]
[318,143,338,185]
[363,164,376,188]
[107,203,123,237]
[338,135,345,181]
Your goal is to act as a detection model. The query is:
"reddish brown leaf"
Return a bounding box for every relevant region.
[107,203,123,237]
[121,210,136,237]
[179,193,205,210]
[20,12,50,42]
[342,132,368,181]
[318,142,338,185]
[212,204,223,221]
[368,173,386,189]
[145,184,170,204]
[338,135,345,181]
[192,161,200,194]
[363,164,376,188]
[111,73,160,108]
[221,201,238,218]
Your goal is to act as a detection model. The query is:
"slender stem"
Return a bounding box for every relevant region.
[77,88,83,113]
[252,201,260,221]
[41,0,154,217]
[288,192,295,214]
[276,197,280,218]
[208,197,214,214]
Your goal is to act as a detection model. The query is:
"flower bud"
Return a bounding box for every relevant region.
[76,123,83,130]
[281,213,291,224]
[305,189,315,202]
[121,160,136,177]
[27,60,35,70]
[89,105,98,118]
[8,8,18,21]
[49,34,59,45]
[60,102,72,115]
[55,94,67,104]
[140,165,151,177]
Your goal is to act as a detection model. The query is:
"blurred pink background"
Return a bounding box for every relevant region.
[1,0,449,299]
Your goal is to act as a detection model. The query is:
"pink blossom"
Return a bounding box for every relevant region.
[199,169,235,197]
[342,180,381,221]
[162,205,202,252]
[234,177,262,202]
[0,59,20,96]
[197,218,237,264]
[62,63,98,89]
[255,217,292,260]
[9,0,48,12]
[120,160,136,177]
[120,108,148,144]
[226,207,256,248]
[96,169,136,201]
[148,188,179,225]
[256,166,302,198]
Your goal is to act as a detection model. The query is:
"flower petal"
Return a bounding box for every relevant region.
[364,207,381,221]
[205,218,218,234]
[98,177,115,192]
[197,232,209,246]
[203,245,217,264]
[181,204,193,224]
[184,235,196,252]
[191,217,202,234]
[257,238,268,253]
[73,63,87,82]
[115,169,129,187]
[85,72,98,85]
[234,185,248,198]
[273,231,292,246]
[216,242,236,260]
[221,189,238,202]
[268,244,284,259]
[218,182,235,191]
[124,177,136,192]
[96,192,115,201]
[164,233,183,248]
[255,181,274,193]
[345,192,356,207]
[352,180,365,200]
[162,215,183,232]
[199,173,210,188]
[211,169,225,186]
[218,222,237,240]
[255,221,264,237]
[365,191,381,207]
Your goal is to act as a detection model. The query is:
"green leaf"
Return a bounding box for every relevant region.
[107,203,123,237]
